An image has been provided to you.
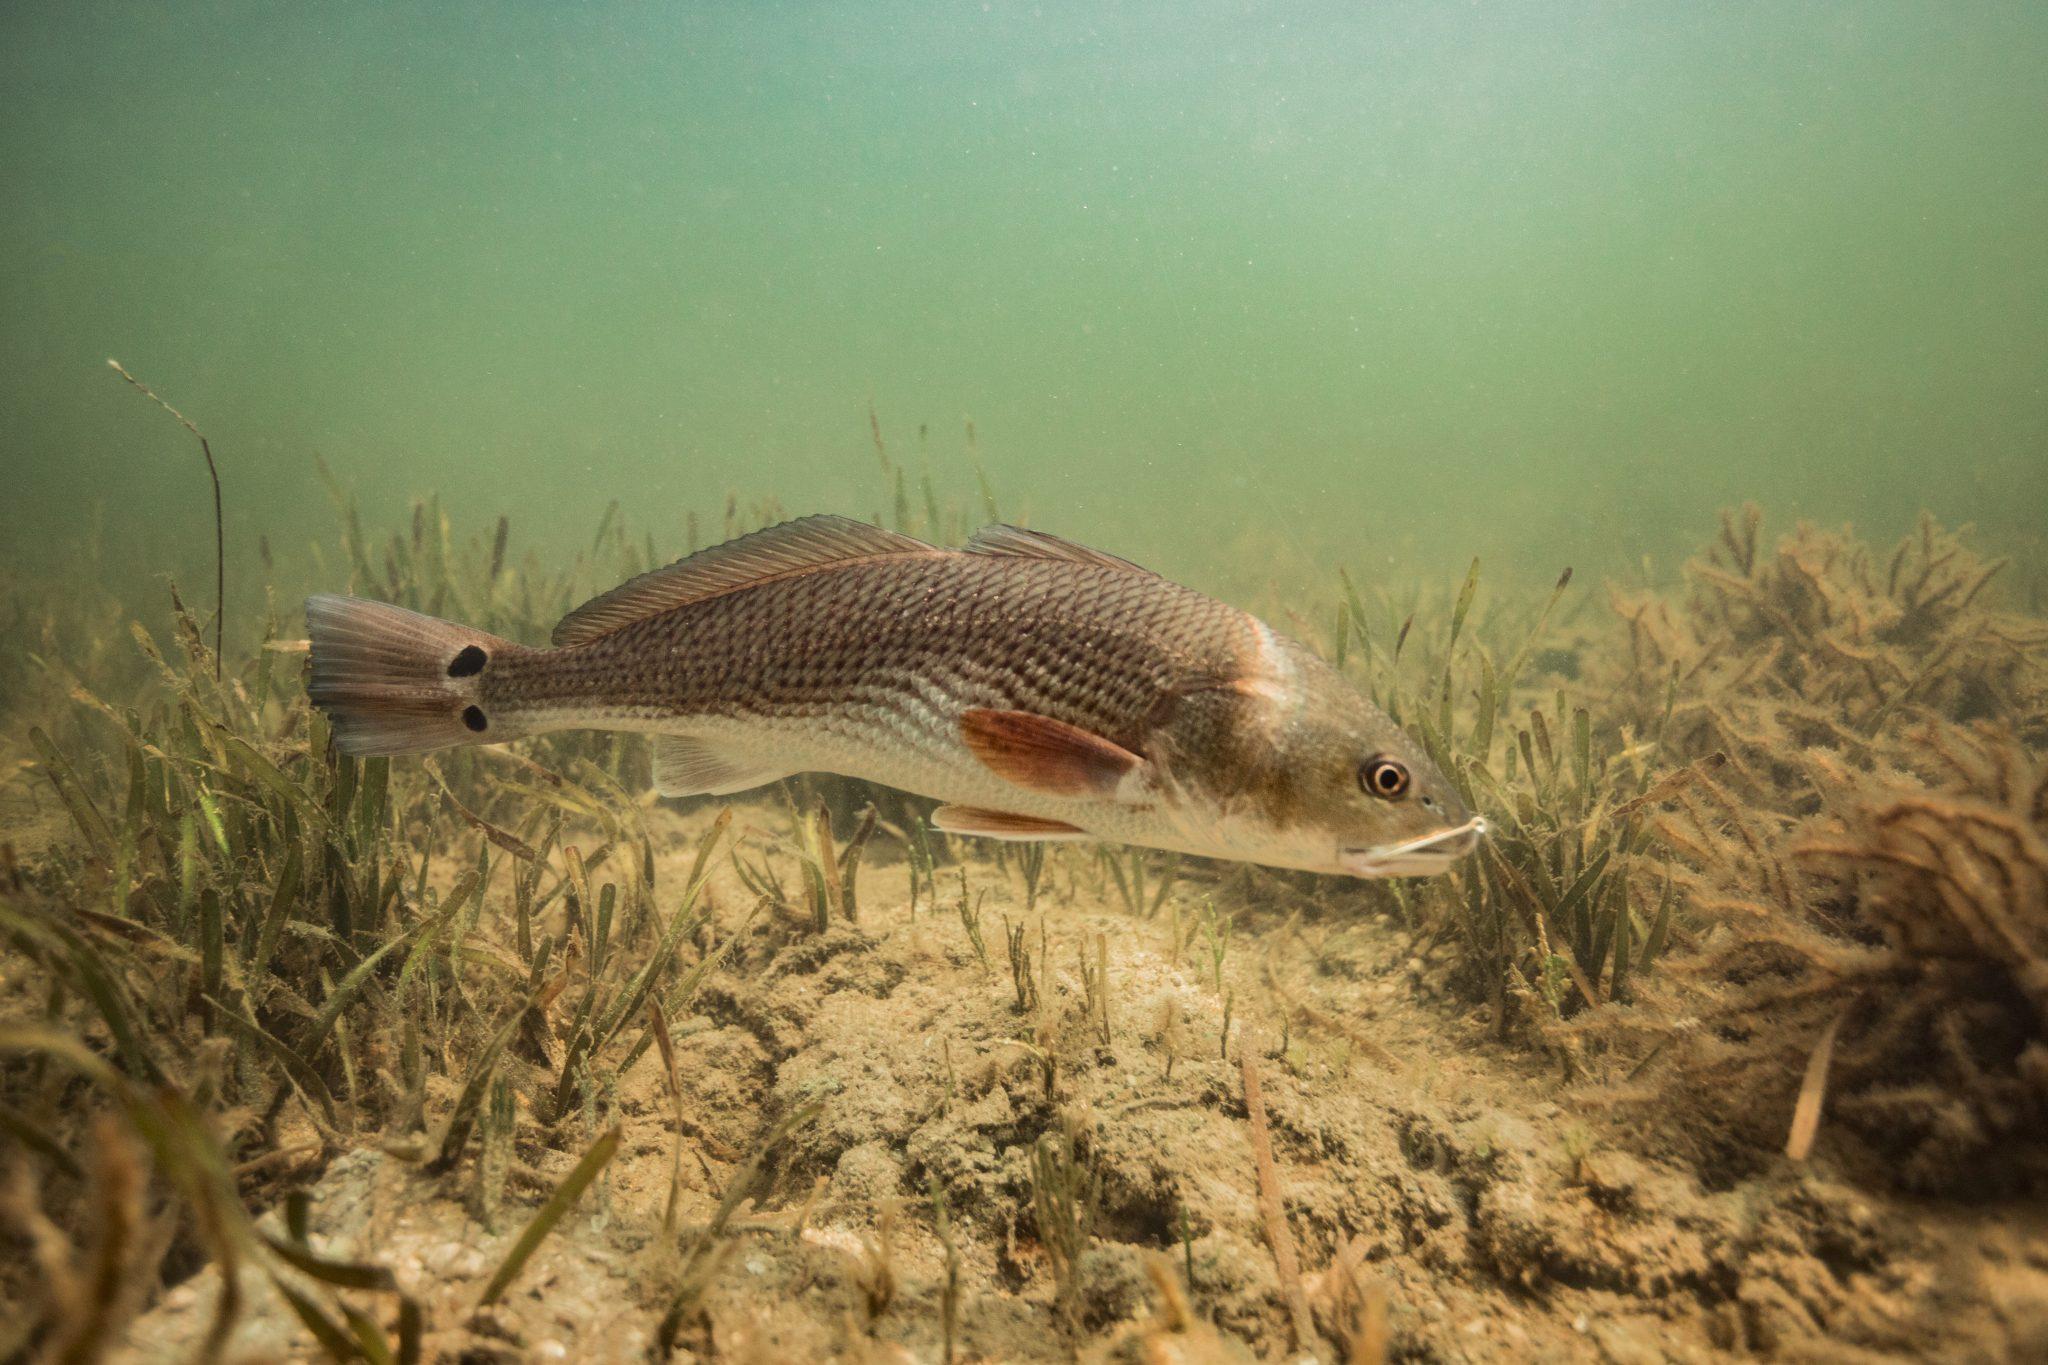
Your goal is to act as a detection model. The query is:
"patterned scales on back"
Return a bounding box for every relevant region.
[478,516,1259,810]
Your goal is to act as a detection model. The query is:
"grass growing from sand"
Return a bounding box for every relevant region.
[2,456,2044,1358]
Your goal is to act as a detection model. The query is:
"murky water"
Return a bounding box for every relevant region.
[6,8,2048,1358]
[4,0,2043,603]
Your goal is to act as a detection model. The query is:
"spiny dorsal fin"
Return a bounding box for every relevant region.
[962,525,1155,576]
[554,515,940,647]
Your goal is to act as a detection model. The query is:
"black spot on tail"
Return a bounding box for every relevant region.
[448,645,488,677]
[462,705,488,733]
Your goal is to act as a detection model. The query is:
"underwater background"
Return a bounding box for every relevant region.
[5,4,2048,1361]
[4,0,2045,596]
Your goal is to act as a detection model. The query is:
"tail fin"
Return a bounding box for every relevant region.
[306,595,524,756]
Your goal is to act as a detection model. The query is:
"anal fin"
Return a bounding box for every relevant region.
[932,805,1088,842]
[652,734,790,798]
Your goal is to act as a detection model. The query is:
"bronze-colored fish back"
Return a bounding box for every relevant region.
[486,545,1255,756]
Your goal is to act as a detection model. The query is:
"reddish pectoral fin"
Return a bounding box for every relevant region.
[958,708,1144,799]
[932,805,1089,841]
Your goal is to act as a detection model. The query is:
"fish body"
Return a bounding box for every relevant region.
[308,517,1482,877]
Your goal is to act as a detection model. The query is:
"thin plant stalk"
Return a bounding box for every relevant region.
[108,359,223,678]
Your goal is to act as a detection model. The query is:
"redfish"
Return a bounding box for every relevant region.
[307,517,1483,877]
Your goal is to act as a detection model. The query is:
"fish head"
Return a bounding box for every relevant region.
[1194,633,1484,878]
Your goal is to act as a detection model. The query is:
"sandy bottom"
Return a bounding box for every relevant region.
[106,802,2048,1364]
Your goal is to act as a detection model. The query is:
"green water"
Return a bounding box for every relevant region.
[5,1,2044,600]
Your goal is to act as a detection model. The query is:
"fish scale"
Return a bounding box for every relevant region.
[493,557,1240,750]
[305,516,1481,877]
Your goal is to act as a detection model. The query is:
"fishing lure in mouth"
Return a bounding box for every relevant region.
[308,515,1483,878]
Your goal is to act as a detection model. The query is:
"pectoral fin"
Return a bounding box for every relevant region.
[932,805,1088,841]
[652,734,790,798]
[958,708,1145,800]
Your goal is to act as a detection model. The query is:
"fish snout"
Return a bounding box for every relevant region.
[1340,814,1488,878]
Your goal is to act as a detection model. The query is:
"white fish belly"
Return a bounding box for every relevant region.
[673,709,1184,848]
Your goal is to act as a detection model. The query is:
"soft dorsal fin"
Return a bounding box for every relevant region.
[963,525,1156,576]
[554,515,940,647]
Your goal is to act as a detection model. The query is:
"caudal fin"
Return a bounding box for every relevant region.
[306,595,523,756]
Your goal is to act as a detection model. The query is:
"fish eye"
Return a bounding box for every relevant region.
[1358,756,1411,800]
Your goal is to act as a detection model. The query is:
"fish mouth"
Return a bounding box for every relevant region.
[1340,816,1488,878]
